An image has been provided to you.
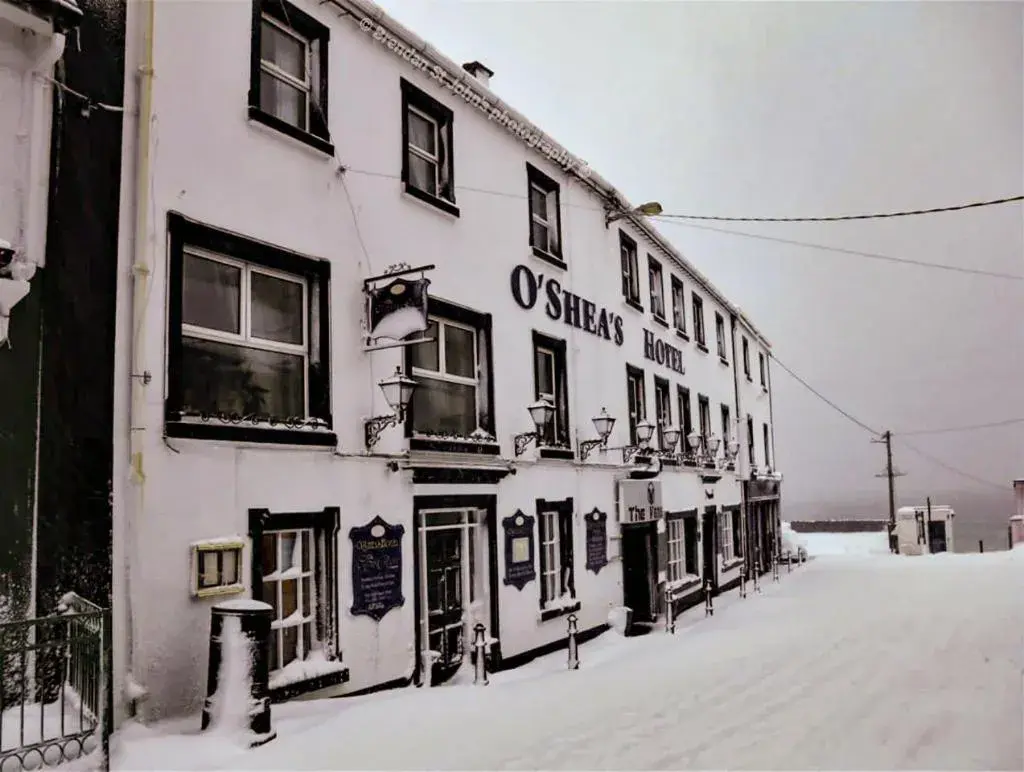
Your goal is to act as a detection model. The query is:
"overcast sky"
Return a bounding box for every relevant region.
[373,0,1024,507]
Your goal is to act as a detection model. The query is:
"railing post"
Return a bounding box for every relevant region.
[473,623,489,685]
[566,614,580,670]
[704,580,714,617]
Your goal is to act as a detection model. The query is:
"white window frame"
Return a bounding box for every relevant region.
[530,182,560,255]
[190,539,245,598]
[263,528,318,674]
[720,513,734,562]
[698,396,711,454]
[716,314,727,359]
[627,369,646,442]
[260,13,313,131]
[649,259,665,319]
[654,379,671,449]
[410,315,480,434]
[671,278,686,332]
[743,338,751,378]
[759,352,767,387]
[540,510,565,607]
[181,247,310,418]
[667,519,685,584]
[535,344,560,444]
[407,104,442,196]
[692,294,705,344]
[621,241,640,302]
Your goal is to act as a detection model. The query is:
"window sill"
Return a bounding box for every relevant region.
[247,106,334,157]
[718,355,730,367]
[623,297,644,314]
[193,583,245,600]
[667,577,702,598]
[651,314,669,329]
[674,329,689,342]
[745,375,754,383]
[268,664,349,703]
[539,446,575,461]
[166,421,337,447]
[761,386,769,394]
[721,557,744,572]
[539,600,580,622]
[531,246,567,271]
[695,342,709,355]
[402,182,461,218]
[658,454,679,467]
[410,436,500,455]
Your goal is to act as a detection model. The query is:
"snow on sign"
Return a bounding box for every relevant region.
[349,516,405,622]
[618,480,663,524]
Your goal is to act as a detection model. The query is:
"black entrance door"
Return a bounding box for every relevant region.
[928,520,948,553]
[425,529,464,685]
[702,507,718,593]
[622,523,656,623]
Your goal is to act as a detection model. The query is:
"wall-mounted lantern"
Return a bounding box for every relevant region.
[364,367,417,450]
[622,419,655,464]
[686,430,702,461]
[578,408,616,461]
[661,425,681,455]
[726,438,740,459]
[706,434,722,461]
[513,399,556,456]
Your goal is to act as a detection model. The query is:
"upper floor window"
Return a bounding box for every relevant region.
[526,164,562,265]
[742,337,751,380]
[692,293,706,348]
[759,352,767,388]
[406,300,494,444]
[626,364,646,445]
[654,377,672,450]
[533,332,569,448]
[248,0,332,155]
[715,312,727,361]
[670,276,686,335]
[721,404,731,447]
[747,414,755,466]
[400,79,458,217]
[620,232,641,308]
[697,394,711,452]
[648,257,666,322]
[165,213,333,446]
[677,386,692,440]
[763,423,771,468]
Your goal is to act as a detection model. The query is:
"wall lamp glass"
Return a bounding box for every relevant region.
[578,408,616,461]
[622,419,655,463]
[364,367,417,450]
[513,399,556,456]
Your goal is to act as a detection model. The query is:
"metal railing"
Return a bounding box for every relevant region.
[0,593,111,771]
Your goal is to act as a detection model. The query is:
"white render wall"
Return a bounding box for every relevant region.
[114,0,774,721]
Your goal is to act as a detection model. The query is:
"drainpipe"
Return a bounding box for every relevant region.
[123,0,155,717]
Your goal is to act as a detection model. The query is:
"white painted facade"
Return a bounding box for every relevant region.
[895,504,955,555]
[111,0,779,723]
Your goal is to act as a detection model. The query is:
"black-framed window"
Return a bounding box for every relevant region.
[698,395,711,453]
[677,386,692,441]
[721,404,731,448]
[759,351,767,388]
[653,376,671,450]
[400,78,458,217]
[683,515,699,574]
[747,414,755,466]
[248,0,332,155]
[670,276,686,335]
[165,212,333,446]
[532,331,569,448]
[719,511,734,561]
[648,256,666,321]
[666,515,686,583]
[405,298,494,446]
[743,337,751,380]
[715,312,727,360]
[527,164,563,265]
[763,423,771,468]
[626,364,646,445]
[620,231,641,308]
[731,508,743,558]
[537,497,576,612]
[249,506,344,696]
[692,293,706,348]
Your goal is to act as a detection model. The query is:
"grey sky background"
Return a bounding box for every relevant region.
[372,0,1024,509]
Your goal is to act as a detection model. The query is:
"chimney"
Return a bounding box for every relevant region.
[462,61,494,88]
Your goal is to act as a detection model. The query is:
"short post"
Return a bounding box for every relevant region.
[787,553,792,573]
[739,564,747,599]
[704,580,714,617]
[665,589,676,633]
[1009,526,1013,551]
[753,563,761,594]
[566,614,580,670]
[978,539,984,554]
[772,553,780,582]
[473,622,489,685]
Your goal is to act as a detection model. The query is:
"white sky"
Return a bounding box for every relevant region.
[371,0,1024,506]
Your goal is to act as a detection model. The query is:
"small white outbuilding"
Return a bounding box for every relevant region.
[895,505,955,556]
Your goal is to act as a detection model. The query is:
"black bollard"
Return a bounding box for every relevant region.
[665,590,676,633]
[978,540,984,554]
[704,580,714,617]
[201,599,276,746]
[739,564,747,599]
[787,553,792,573]
[772,554,780,582]
[566,614,580,670]
[473,623,489,685]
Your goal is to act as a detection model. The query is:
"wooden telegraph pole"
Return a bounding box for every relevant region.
[872,431,905,554]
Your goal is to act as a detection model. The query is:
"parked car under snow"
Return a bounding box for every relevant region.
[780,523,808,563]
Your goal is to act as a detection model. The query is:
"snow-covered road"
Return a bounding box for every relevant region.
[116,549,1024,770]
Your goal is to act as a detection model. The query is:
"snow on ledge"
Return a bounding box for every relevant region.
[269,650,347,690]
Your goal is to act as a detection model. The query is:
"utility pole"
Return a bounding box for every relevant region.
[872,431,905,554]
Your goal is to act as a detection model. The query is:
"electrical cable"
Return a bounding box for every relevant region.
[895,417,1024,436]
[894,439,1008,490]
[767,353,881,436]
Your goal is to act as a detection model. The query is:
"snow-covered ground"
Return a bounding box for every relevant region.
[111,545,1024,771]
[802,528,891,556]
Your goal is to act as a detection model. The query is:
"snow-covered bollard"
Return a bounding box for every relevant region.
[566,614,580,670]
[472,623,489,686]
[665,590,676,633]
[201,599,276,747]
[787,553,792,573]
[739,564,747,599]
[704,580,714,617]
[772,554,780,583]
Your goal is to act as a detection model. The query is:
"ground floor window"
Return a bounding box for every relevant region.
[719,511,734,562]
[262,529,317,672]
[731,509,743,557]
[667,518,686,583]
[683,516,699,575]
[537,498,575,609]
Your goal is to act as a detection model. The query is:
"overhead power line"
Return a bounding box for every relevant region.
[768,354,880,436]
[895,439,1008,491]
[652,195,1023,223]
[895,417,1024,436]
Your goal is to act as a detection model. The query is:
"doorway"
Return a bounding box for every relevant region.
[417,508,489,686]
[621,522,657,623]
[927,520,948,553]
[702,507,718,593]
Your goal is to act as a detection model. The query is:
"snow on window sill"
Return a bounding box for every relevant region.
[720,557,743,572]
[268,649,348,692]
[539,596,580,622]
[666,574,702,598]
[194,583,245,600]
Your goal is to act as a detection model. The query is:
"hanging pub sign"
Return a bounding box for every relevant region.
[502,510,536,590]
[349,516,405,621]
[362,263,435,351]
[618,479,663,524]
[584,508,608,574]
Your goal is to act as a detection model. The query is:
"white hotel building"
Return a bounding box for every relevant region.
[111,0,782,723]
